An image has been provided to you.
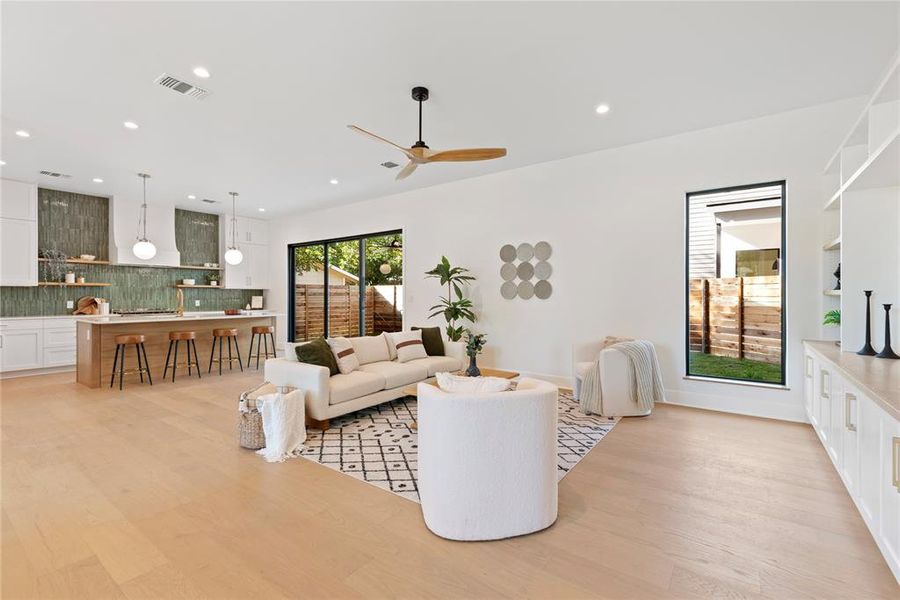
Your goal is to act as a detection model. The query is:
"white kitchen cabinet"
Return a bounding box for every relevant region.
[248,218,269,245]
[0,178,37,220]
[0,320,43,371]
[859,390,884,525]
[248,244,269,289]
[804,351,815,418]
[840,381,861,496]
[221,215,270,290]
[881,416,900,576]
[0,218,39,286]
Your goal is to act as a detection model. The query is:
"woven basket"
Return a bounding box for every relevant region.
[239,383,295,450]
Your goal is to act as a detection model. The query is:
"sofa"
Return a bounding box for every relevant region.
[417,378,559,540]
[264,333,465,426]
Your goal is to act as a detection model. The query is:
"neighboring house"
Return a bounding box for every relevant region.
[295,264,360,285]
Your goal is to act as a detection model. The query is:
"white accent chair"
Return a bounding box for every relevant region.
[417,377,559,541]
[573,339,651,417]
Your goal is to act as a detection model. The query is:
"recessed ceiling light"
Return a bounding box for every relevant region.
[258,208,266,212]
[329,179,339,185]
[187,194,196,200]
[595,104,610,115]
[192,66,210,78]
[92,177,104,183]
[15,130,30,138]
[123,121,139,129]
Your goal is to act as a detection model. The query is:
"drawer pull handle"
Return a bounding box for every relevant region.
[844,393,856,432]
[894,437,900,492]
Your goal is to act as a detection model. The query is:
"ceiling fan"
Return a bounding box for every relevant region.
[348,86,507,180]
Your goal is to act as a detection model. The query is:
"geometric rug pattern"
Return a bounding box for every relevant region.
[300,390,618,502]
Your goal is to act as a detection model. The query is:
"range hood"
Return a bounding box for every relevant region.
[108,195,181,266]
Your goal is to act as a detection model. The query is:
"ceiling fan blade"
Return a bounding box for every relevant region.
[425,148,507,162]
[347,125,414,159]
[395,161,418,181]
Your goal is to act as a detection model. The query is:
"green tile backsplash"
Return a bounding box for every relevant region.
[0,190,262,317]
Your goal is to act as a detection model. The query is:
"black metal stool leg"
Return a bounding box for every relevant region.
[262,333,268,363]
[110,344,120,388]
[219,337,223,375]
[226,337,233,371]
[163,340,173,379]
[234,338,243,372]
[119,345,125,390]
[142,343,153,385]
[192,339,202,379]
[172,340,179,382]
[186,340,192,376]
[135,344,144,383]
[248,333,256,368]
[208,337,215,373]
[269,333,276,359]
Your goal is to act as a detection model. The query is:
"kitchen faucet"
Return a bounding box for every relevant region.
[175,288,184,317]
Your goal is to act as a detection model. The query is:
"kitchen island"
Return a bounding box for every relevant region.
[76,311,280,387]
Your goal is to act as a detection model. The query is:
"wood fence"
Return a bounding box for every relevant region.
[294,284,403,340]
[689,275,781,364]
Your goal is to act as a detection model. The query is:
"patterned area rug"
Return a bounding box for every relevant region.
[300,391,618,502]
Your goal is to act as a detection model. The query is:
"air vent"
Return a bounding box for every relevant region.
[381,161,399,169]
[154,73,210,100]
[201,198,218,204]
[39,170,72,178]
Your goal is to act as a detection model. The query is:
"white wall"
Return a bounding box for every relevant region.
[269,98,861,422]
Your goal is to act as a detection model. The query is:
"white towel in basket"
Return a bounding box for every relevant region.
[255,388,306,462]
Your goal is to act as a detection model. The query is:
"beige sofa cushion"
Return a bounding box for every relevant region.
[359,360,428,389]
[350,335,392,365]
[407,356,463,377]
[329,370,386,405]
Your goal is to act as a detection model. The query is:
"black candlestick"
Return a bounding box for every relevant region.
[833,263,840,291]
[857,290,877,356]
[875,304,899,359]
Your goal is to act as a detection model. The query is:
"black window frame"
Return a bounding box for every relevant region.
[684,180,787,386]
[287,229,402,342]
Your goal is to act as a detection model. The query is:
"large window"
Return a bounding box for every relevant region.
[685,182,785,385]
[289,230,403,342]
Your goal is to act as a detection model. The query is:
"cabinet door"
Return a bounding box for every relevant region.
[0,218,38,286]
[881,416,900,577]
[0,179,37,220]
[816,364,833,444]
[0,328,42,371]
[224,254,249,289]
[248,245,269,289]
[803,351,815,421]
[859,394,883,526]
[840,383,861,496]
[828,371,844,465]
[249,219,269,245]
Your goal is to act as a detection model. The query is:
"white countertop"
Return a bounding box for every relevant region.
[75,311,281,325]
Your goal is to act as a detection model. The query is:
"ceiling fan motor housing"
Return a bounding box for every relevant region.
[411,86,429,102]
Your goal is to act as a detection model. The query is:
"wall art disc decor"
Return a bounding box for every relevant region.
[499,241,553,300]
[500,262,517,281]
[501,280,518,299]
[500,244,517,263]
[534,279,553,299]
[517,280,535,299]
[517,242,534,261]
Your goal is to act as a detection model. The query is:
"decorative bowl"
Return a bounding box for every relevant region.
[79,254,96,261]
[224,309,241,315]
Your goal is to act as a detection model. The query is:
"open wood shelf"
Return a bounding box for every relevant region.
[823,289,841,297]
[38,282,111,287]
[174,284,223,289]
[180,265,223,271]
[39,258,222,271]
[38,258,110,265]
[823,236,841,251]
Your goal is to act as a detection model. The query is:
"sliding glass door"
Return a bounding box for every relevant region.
[289,230,402,342]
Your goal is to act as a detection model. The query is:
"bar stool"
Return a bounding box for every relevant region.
[163,331,201,382]
[247,325,276,369]
[110,334,152,390]
[208,328,243,375]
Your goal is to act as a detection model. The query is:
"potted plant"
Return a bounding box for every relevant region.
[823,309,840,326]
[41,248,68,282]
[425,256,476,342]
[464,330,486,377]
[206,273,218,287]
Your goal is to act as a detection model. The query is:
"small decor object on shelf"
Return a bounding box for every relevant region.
[65,272,76,284]
[858,290,877,356]
[875,304,899,360]
[182,278,196,286]
[76,276,86,284]
[206,274,218,287]
[425,256,476,342]
[833,263,840,291]
[823,309,840,326]
[79,254,96,262]
[464,330,486,377]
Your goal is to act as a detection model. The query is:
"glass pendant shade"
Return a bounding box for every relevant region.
[379,263,391,275]
[133,239,157,260]
[224,247,243,265]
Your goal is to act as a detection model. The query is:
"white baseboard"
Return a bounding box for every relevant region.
[0,365,75,380]
[661,388,809,423]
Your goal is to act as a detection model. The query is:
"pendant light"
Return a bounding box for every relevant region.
[132,173,157,260]
[224,191,243,265]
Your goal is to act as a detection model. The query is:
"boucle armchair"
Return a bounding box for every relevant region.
[416,377,559,541]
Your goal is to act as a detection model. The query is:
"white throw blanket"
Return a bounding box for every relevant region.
[255,389,307,462]
[580,340,666,415]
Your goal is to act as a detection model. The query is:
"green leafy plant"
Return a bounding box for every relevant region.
[823,309,841,326]
[426,256,476,342]
[464,330,487,358]
[40,248,68,282]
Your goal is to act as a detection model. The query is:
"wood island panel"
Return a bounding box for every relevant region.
[76,317,275,388]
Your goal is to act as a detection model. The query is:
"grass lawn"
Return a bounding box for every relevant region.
[689,352,782,384]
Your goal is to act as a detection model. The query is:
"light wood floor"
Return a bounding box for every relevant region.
[1,369,896,599]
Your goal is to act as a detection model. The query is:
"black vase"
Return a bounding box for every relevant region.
[875,304,900,360]
[857,290,877,356]
[465,355,481,377]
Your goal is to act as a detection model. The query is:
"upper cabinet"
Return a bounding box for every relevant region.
[0,178,38,286]
[220,216,270,289]
[228,216,269,245]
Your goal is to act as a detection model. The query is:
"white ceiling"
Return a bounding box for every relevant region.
[1,1,897,218]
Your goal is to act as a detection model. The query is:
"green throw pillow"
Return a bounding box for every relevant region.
[295,337,339,376]
[412,326,445,356]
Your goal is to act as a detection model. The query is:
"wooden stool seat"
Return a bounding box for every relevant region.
[209,329,243,375]
[110,333,152,390]
[248,325,276,370]
[168,331,196,341]
[213,328,238,337]
[163,331,201,382]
